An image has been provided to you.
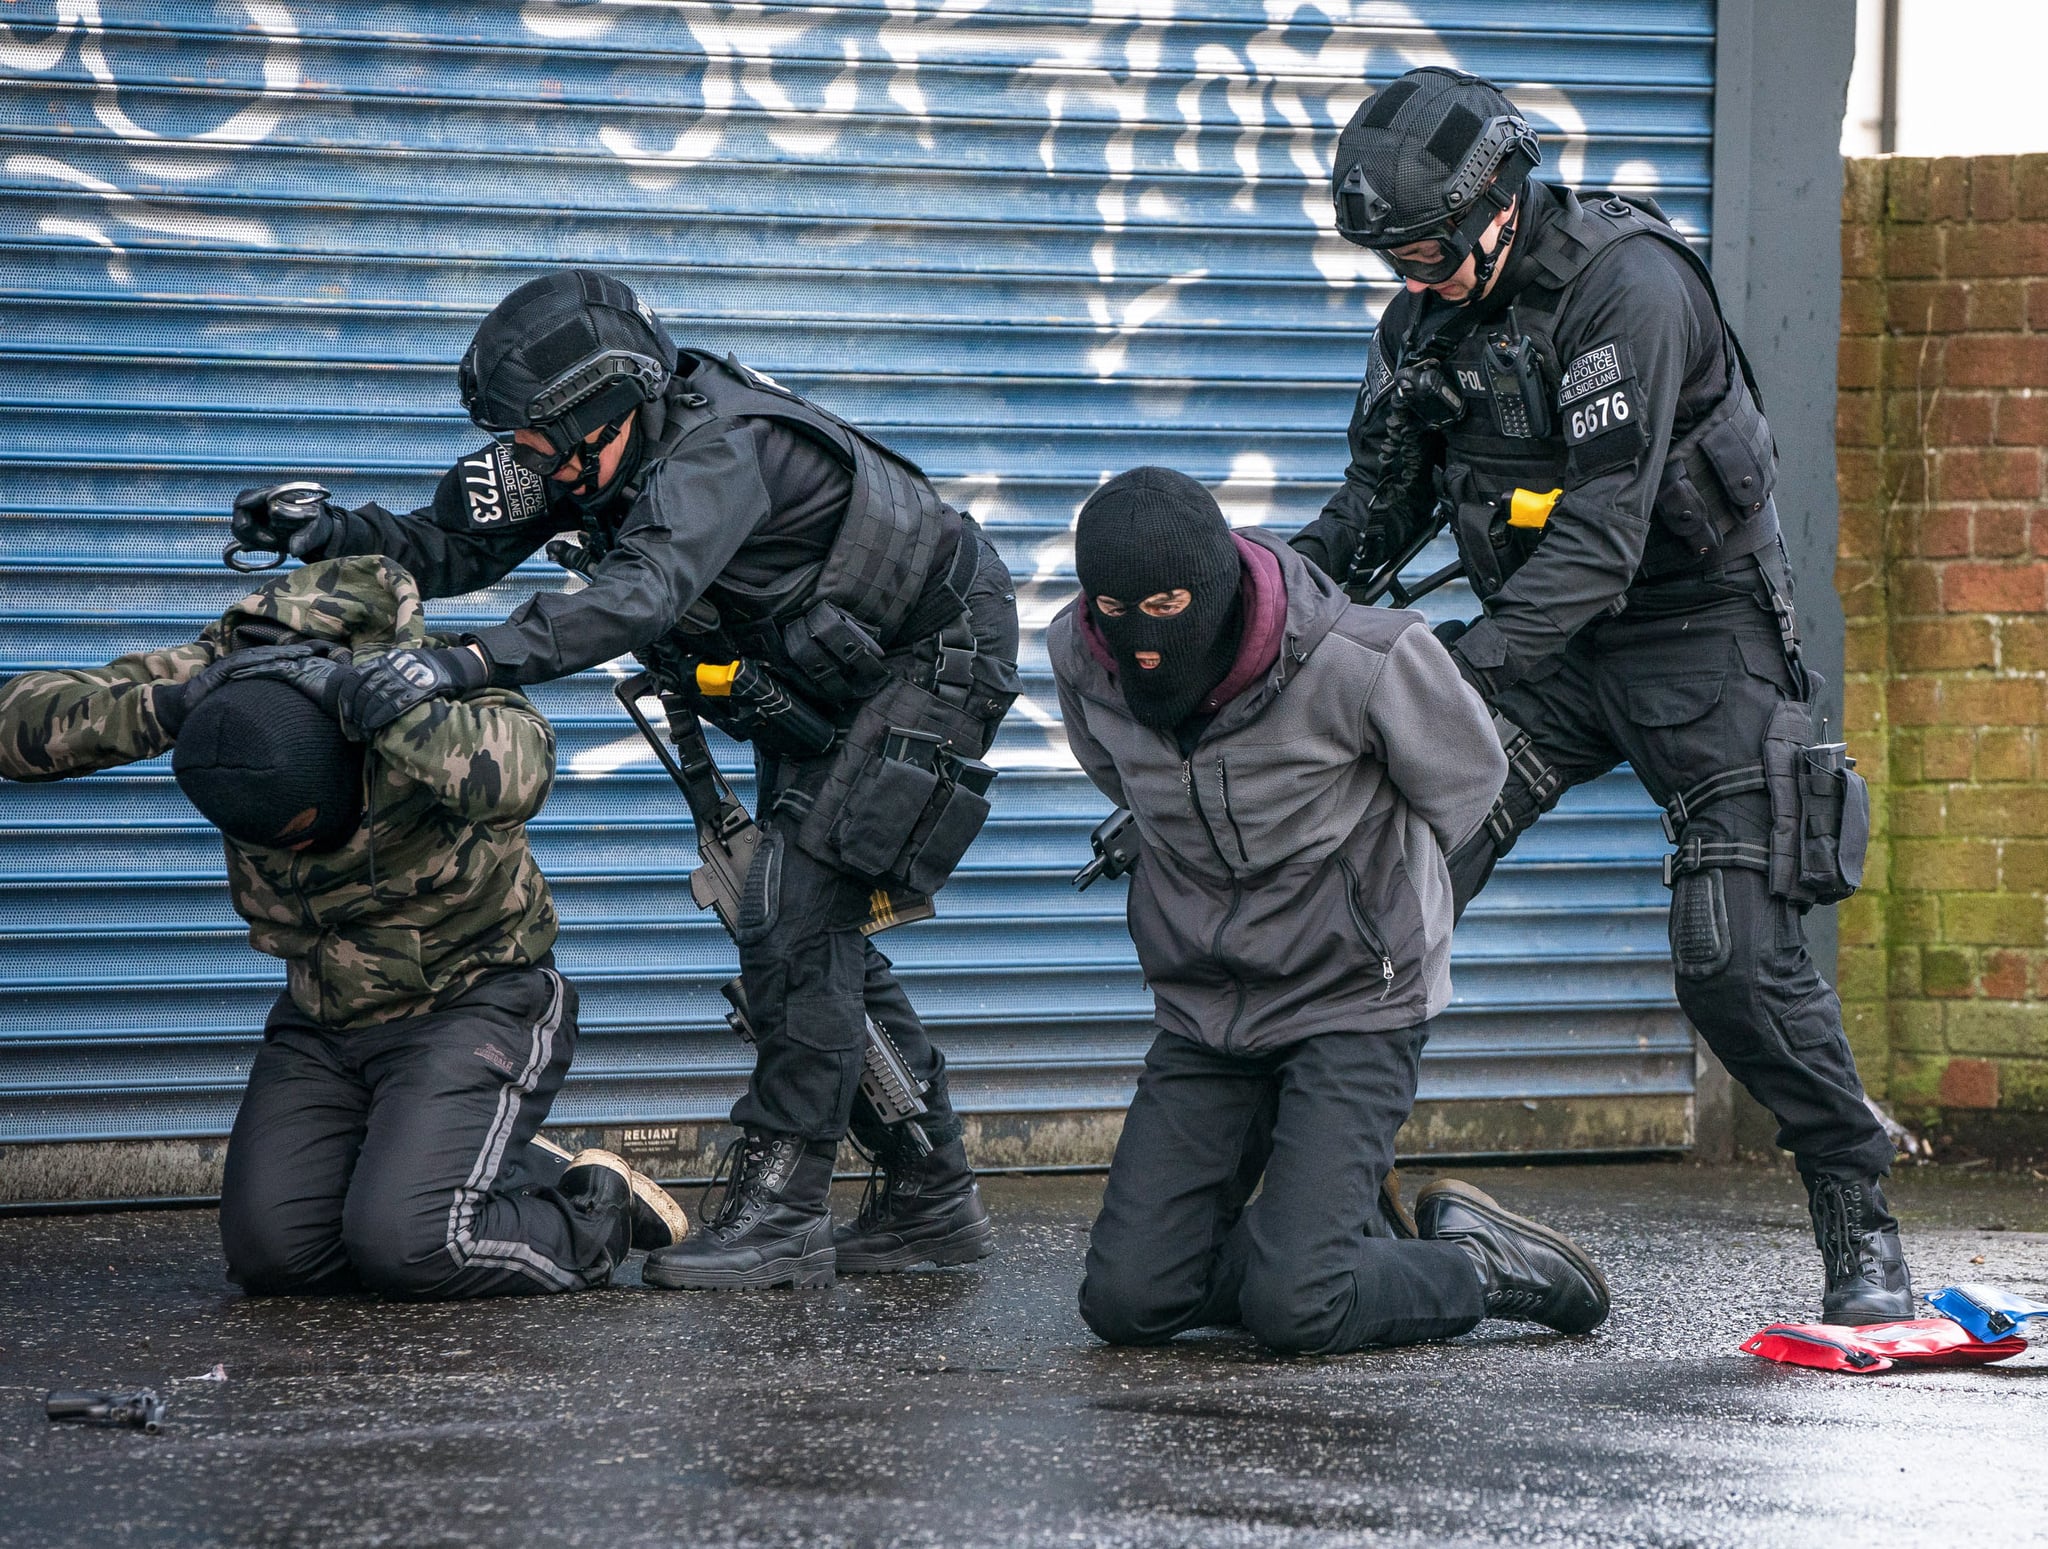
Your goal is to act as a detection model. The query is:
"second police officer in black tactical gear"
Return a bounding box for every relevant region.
[1292,69,1911,1324]
[229,269,1022,1290]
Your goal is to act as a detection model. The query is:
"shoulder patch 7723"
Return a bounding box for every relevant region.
[455,443,550,529]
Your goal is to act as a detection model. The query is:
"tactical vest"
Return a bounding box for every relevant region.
[1383,187,1779,599]
[617,349,953,646]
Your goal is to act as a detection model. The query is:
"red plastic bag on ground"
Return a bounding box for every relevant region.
[1742,1317,2026,1373]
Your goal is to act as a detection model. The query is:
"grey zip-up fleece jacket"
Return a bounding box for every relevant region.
[1050,530,1506,1051]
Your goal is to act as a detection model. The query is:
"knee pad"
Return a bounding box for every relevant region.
[1670,867,1734,981]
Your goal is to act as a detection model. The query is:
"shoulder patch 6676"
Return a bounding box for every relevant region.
[456,443,550,529]
[1559,340,1640,452]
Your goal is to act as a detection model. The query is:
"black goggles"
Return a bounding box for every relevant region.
[1369,233,1473,286]
[501,434,580,478]
[497,416,625,480]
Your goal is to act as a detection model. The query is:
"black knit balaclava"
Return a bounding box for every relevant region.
[1074,467,1244,731]
[172,677,366,852]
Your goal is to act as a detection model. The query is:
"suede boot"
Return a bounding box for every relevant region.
[560,1147,688,1252]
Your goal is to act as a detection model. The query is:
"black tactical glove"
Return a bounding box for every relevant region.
[332,645,491,739]
[152,643,321,737]
[1432,617,1470,650]
[222,648,354,722]
[230,482,343,564]
[1354,516,1394,577]
[1288,523,1344,582]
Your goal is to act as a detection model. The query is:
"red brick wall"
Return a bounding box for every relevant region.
[1838,156,2048,1157]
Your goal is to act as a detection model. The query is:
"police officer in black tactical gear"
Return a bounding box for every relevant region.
[1291,69,1911,1325]
[230,268,1021,1291]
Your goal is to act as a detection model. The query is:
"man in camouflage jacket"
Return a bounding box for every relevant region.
[0,557,683,1297]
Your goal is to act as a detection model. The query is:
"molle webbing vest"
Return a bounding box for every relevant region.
[1399,186,1778,598]
[626,350,951,645]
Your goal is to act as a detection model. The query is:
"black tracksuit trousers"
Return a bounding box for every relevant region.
[1080,1024,1486,1355]
[219,962,623,1299]
[1448,548,1893,1179]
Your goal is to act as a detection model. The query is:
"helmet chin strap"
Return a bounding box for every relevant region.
[567,415,639,506]
[1467,215,1516,292]
[561,416,630,498]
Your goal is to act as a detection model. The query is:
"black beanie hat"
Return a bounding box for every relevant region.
[1074,467,1244,731]
[172,678,367,852]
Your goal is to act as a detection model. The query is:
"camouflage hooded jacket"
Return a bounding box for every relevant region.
[0,557,560,1027]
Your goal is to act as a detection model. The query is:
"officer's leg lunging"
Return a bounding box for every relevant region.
[1612,559,1909,1323]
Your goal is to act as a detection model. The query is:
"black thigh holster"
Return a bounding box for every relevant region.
[1661,700,1870,909]
[791,615,996,897]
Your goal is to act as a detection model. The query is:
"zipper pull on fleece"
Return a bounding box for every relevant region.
[1379,956,1394,1000]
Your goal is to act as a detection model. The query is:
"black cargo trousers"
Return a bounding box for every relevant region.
[1448,546,1893,1179]
[728,534,1021,1146]
[219,960,627,1298]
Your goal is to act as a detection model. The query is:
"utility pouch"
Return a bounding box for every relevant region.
[898,751,994,896]
[1763,700,1868,906]
[833,737,943,879]
[1700,408,1776,518]
[797,675,995,888]
[782,599,890,702]
[1441,467,1511,601]
[1654,457,1722,563]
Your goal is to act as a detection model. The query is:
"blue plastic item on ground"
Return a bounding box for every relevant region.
[1926,1283,2048,1342]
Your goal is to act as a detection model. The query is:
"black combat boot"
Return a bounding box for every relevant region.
[641,1130,836,1290]
[1413,1179,1611,1335]
[1805,1173,1914,1325]
[560,1148,688,1252]
[832,1135,994,1273]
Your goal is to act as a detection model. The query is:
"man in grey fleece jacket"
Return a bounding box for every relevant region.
[1052,467,1610,1354]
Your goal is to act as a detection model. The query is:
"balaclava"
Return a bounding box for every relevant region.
[173,676,366,852]
[1074,467,1244,731]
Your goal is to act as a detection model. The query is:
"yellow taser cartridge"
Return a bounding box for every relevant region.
[695,662,741,697]
[1508,488,1563,530]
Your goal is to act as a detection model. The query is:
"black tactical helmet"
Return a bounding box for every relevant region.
[458,269,678,489]
[1332,68,1541,286]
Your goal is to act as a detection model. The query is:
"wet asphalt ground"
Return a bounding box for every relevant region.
[1,1161,2045,1548]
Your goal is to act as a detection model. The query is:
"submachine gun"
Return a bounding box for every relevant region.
[613,674,938,1153]
[550,536,939,1153]
[1341,319,1567,611]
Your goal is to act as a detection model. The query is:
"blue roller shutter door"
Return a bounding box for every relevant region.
[0,2,1713,1152]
